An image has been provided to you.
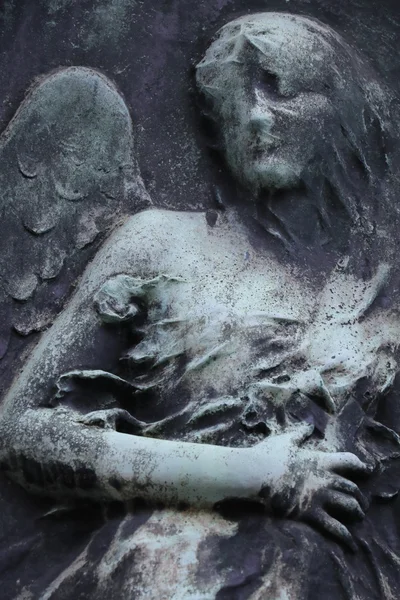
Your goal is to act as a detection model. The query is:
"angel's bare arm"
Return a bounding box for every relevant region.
[0,211,268,506]
[0,210,371,547]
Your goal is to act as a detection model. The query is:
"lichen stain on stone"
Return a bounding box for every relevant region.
[95,510,237,599]
[58,0,137,50]
[0,64,148,340]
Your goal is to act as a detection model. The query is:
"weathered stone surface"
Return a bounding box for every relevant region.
[1,2,400,599]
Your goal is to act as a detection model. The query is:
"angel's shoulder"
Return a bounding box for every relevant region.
[107,207,205,251]
[123,207,206,236]
[108,208,206,252]
[81,208,206,288]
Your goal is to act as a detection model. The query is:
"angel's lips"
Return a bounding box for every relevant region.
[250,137,281,160]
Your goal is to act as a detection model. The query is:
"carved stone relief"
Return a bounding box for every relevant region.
[1,4,400,599]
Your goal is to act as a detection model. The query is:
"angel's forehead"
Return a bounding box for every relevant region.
[224,13,316,41]
[200,13,334,80]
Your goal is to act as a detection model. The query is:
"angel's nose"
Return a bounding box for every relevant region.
[248,102,275,135]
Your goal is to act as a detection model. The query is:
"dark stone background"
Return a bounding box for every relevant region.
[1,1,400,598]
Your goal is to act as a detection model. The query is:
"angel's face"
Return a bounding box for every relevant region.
[219,60,335,191]
[198,14,338,192]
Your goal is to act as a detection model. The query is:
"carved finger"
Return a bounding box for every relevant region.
[78,409,146,434]
[288,422,315,447]
[324,491,365,521]
[330,476,369,512]
[309,509,357,552]
[324,452,372,475]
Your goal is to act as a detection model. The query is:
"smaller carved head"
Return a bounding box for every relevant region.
[196,13,390,196]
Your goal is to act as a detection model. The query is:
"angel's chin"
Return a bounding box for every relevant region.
[247,157,302,191]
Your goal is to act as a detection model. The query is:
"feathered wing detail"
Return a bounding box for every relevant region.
[0,66,150,357]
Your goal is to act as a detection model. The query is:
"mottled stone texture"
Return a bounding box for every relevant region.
[1,1,400,599]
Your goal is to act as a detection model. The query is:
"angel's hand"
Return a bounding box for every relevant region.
[253,424,372,551]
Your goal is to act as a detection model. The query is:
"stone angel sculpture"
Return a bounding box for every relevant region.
[0,13,400,566]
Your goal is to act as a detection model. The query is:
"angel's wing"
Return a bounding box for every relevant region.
[0,66,149,361]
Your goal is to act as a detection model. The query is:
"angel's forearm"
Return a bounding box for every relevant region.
[0,407,266,506]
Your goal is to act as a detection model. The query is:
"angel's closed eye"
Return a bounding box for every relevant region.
[259,71,281,97]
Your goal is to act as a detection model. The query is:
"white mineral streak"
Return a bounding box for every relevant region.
[96,511,237,599]
[249,575,293,600]
[39,545,90,600]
